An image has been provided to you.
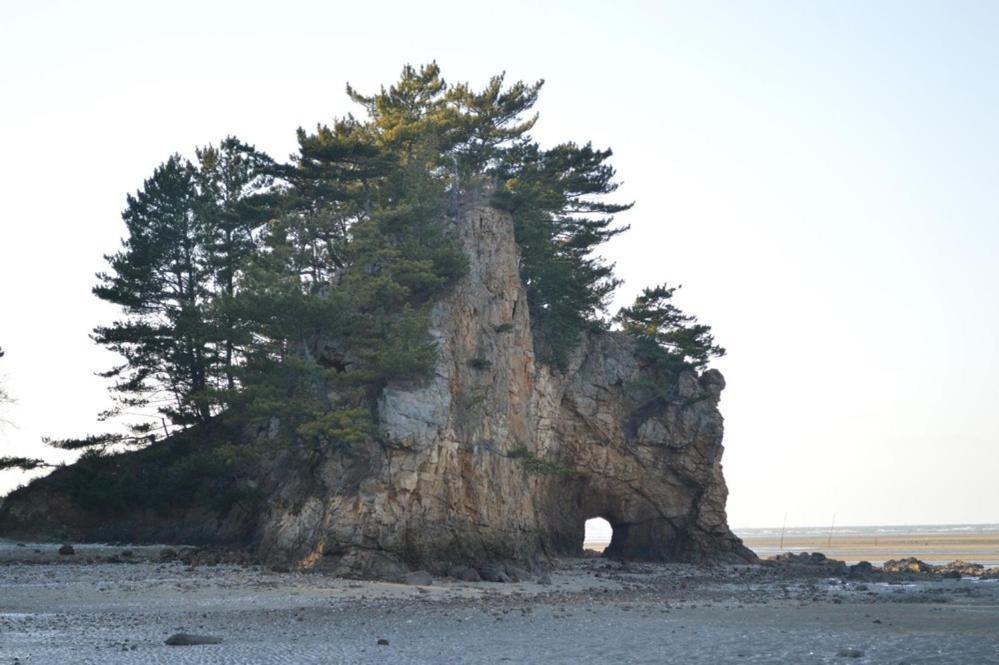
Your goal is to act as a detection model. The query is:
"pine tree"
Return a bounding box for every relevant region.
[81,64,723,461]
[193,137,274,392]
[93,140,274,435]
[614,284,725,372]
[94,156,213,429]
[228,67,474,445]
[495,141,632,368]
[345,63,623,369]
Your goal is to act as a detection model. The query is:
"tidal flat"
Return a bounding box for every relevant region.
[2,543,998,664]
[731,524,999,567]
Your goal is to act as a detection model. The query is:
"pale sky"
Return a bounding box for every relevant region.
[1,1,996,529]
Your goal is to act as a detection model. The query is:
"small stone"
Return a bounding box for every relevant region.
[159,547,178,561]
[536,573,553,585]
[836,648,864,658]
[58,544,75,556]
[165,633,223,646]
[377,638,390,646]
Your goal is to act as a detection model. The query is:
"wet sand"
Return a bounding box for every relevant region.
[2,542,999,664]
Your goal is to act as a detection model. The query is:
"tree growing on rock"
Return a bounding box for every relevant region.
[614,283,725,372]
[495,141,632,367]
[93,139,273,437]
[79,63,718,458]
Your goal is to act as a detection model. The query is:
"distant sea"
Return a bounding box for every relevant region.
[584,522,999,566]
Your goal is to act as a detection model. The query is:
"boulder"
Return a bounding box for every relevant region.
[480,562,511,583]
[848,561,874,577]
[446,564,481,582]
[937,560,985,577]
[883,557,934,574]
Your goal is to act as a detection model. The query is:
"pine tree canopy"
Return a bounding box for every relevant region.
[68,63,719,461]
[614,284,726,372]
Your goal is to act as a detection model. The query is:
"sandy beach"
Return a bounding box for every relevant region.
[2,542,998,664]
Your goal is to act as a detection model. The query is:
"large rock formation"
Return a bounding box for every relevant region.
[0,203,753,575]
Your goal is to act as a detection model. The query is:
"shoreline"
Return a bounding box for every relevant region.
[586,528,999,566]
[3,542,998,664]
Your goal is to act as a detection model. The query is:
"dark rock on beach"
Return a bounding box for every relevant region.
[848,561,874,577]
[165,633,223,646]
[883,557,933,574]
[447,564,482,582]
[480,562,511,583]
[937,560,986,577]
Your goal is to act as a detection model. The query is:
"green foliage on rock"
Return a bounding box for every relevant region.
[71,63,721,480]
[92,139,273,431]
[495,142,631,368]
[57,431,261,516]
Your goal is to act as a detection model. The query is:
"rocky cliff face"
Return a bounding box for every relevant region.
[252,203,752,575]
[0,203,753,575]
